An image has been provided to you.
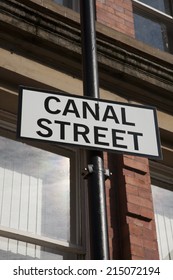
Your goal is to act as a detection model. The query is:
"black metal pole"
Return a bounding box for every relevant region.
[80,0,109,260]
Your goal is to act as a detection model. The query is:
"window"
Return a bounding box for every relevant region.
[133,0,173,53]
[150,162,173,259]
[152,185,173,259]
[0,135,83,259]
[53,0,80,12]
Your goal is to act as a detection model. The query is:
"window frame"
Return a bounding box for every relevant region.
[133,0,173,53]
[133,0,173,22]
[150,161,173,191]
[150,160,173,260]
[0,109,85,259]
[53,0,80,12]
[0,225,84,255]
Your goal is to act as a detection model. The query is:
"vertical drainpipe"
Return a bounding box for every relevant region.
[80,0,110,260]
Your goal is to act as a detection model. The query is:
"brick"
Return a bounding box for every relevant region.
[106,204,111,218]
[115,10,134,23]
[140,207,154,220]
[127,216,153,230]
[96,0,134,36]
[130,235,143,247]
[142,227,156,240]
[134,219,153,230]
[134,156,149,164]
[108,227,114,237]
[117,25,135,36]
[106,0,115,3]
[123,168,135,177]
[126,213,159,258]
[143,239,158,251]
[127,203,154,220]
[144,248,159,260]
[127,202,140,215]
[112,4,124,13]
[104,6,115,14]
[132,255,145,260]
[125,175,151,189]
[127,194,153,209]
[123,1,133,12]
[135,172,151,184]
[123,156,149,173]
[138,188,152,200]
[131,244,144,258]
[123,167,147,180]
[126,183,138,195]
[128,223,143,237]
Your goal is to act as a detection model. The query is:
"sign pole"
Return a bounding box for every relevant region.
[80,0,110,259]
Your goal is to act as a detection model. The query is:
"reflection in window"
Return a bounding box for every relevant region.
[134,13,168,51]
[152,185,173,260]
[137,0,171,15]
[53,0,79,12]
[133,0,173,53]
[0,136,74,259]
[0,237,76,260]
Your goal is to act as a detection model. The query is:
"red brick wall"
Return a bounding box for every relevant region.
[105,153,159,259]
[96,0,135,37]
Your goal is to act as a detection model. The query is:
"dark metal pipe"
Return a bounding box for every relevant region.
[80,0,99,99]
[80,0,110,260]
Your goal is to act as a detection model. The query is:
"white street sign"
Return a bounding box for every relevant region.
[17,87,162,159]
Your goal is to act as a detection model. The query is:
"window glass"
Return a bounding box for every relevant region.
[0,237,76,260]
[53,0,79,12]
[137,0,172,14]
[134,13,169,51]
[54,0,63,4]
[0,136,77,259]
[152,185,173,260]
[133,0,173,53]
[0,136,71,241]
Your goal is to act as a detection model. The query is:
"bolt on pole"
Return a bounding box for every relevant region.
[80,0,110,260]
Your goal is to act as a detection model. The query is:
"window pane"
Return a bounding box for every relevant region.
[152,185,173,260]
[137,0,171,15]
[134,13,169,51]
[54,0,63,4]
[0,237,76,260]
[0,136,72,242]
[53,0,79,12]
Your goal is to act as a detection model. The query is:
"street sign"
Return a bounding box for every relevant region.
[17,87,162,159]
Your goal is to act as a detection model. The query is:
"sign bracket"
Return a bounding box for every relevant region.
[82,164,112,180]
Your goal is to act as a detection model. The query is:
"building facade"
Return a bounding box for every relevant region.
[0,0,173,260]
